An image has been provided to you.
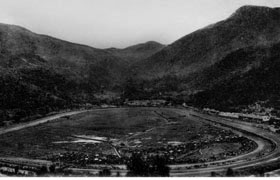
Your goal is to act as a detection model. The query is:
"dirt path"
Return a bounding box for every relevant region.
[71,135,122,158]
[0,110,90,136]
[124,110,169,141]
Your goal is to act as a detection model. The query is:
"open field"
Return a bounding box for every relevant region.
[0,107,255,167]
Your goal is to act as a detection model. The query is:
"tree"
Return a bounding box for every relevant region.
[49,164,56,173]
[211,171,217,177]
[14,166,19,174]
[226,167,234,177]
[258,167,265,177]
[99,168,111,177]
[37,166,48,175]
[152,155,170,177]
[126,154,169,177]
[17,142,24,150]
[127,153,148,176]
[123,77,139,100]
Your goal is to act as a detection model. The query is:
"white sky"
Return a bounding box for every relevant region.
[0,0,279,48]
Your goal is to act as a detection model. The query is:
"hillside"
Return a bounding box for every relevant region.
[0,23,117,65]
[0,23,127,125]
[121,6,280,110]
[134,6,280,80]
[0,23,166,125]
[190,42,280,111]
[0,23,128,89]
[2,5,280,124]
[0,64,83,126]
[106,41,165,64]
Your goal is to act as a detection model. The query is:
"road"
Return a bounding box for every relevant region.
[0,110,91,136]
[168,108,280,176]
[0,107,280,176]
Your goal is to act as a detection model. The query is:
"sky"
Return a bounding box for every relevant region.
[0,0,280,49]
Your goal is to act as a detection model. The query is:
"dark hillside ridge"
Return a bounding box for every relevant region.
[106,41,165,64]
[0,22,129,90]
[122,5,280,111]
[0,23,116,64]
[190,42,280,111]
[134,5,280,80]
[1,5,280,124]
[0,23,165,125]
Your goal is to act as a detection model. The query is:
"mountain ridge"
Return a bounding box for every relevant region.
[133,5,280,80]
[105,41,165,63]
[1,5,280,123]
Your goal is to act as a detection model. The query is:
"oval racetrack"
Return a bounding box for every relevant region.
[0,107,280,176]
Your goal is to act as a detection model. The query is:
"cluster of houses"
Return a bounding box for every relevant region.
[203,108,272,123]
[48,152,127,168]
[124,100,167,107]
[200,107,280,134]
[0,157,53,176]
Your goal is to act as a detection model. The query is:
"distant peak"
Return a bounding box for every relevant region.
[237,5,272,11]
[105,47,119,51]
[144,41,163,45]
[121,41,165,51]
[0,22,32,33]
[230,5,279,19]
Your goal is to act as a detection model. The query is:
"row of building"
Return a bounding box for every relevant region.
[124,100,167,107]
[0,157,53,176]
[203,108,271,123]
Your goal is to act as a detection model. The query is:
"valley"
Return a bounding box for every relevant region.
[1,4,280,177]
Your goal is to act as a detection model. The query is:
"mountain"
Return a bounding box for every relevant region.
[0,23,117,65]
[0,23,165,125]
[106,41,165,64]
[190,42,280,111]
[0,23,130,88]
[0,23,127,125]
[0,64,85,126]
[134,6,280,80]
[120,5,280,111]
[2,5,280,124]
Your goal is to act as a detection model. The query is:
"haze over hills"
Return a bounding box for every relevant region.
[1,5,280,124]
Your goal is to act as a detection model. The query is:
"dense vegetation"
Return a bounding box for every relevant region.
[0,64,119,127]
[127,154,169,177]
[2,6,280,126]
[190,43,280,111]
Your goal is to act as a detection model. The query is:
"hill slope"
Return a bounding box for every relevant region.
[106,41,165,64]
[135,6,280,80]
[190,42,280,111]
[2,5,280,123]
[0,23,127,125]
[121,6,280,110]
[0,23,117,65]
[0,23,128,90]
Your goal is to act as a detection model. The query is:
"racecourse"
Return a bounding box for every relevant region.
[0,107,279,176]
